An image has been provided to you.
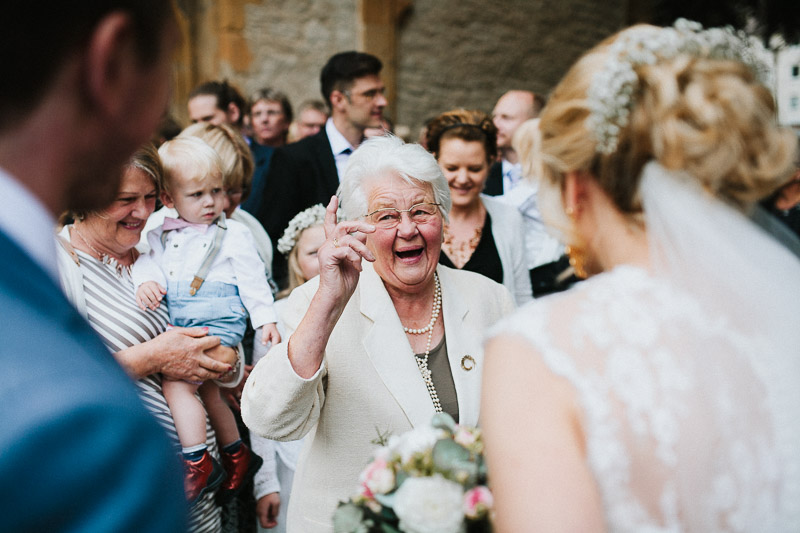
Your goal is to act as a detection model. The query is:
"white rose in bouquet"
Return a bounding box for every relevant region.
[393,474,465,533]
[389,425,444,464]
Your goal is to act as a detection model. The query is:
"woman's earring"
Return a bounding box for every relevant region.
[565,244,588,279]
[564,205,587,279]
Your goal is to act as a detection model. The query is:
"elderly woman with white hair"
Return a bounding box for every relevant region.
[242,135,514,532]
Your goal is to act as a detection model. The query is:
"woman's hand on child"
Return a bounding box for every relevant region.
[136,281,166,311]
[261,323,281,346]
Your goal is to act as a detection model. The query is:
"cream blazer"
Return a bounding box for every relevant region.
[242,263,514,533]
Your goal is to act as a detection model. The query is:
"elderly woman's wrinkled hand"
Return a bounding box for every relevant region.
[151,327,231,382]
[317,196,375,305]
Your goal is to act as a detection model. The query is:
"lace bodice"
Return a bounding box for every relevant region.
[493,265,800,532]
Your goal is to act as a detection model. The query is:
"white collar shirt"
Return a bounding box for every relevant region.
[132,219,277,327]
[326,118,357,181]
[501,159,523,194]
[0,166,59,282]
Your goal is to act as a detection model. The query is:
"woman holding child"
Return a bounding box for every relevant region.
[57,143,231,532]
[242,135,514,532]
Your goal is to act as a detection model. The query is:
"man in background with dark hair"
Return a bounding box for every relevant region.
[0,2,187,530]
[188,79,248,130]
[254,51,387,286]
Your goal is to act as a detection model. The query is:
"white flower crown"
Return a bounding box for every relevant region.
[277,204,329,256]
[587,18,773,154]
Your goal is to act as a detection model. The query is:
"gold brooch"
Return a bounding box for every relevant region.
[461,355,476,371]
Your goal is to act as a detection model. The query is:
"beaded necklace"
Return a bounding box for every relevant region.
[73,225,135,276]
[403,272,443,413]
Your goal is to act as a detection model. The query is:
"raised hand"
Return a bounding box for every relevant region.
[315,195,375,307]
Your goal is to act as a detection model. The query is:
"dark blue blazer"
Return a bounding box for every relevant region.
[240,142,275,216]
[0,230,187,532]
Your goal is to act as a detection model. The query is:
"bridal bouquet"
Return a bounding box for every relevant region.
[333,413,493,533]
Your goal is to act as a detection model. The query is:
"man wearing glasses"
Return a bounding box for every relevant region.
[256,51,388,287]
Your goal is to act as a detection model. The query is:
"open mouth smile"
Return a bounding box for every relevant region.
[395,247,423,260]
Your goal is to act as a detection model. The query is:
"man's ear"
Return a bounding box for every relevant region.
[329,90,348,112]
[161,190,175,209]
[226,103,241,125]
[84,12,137,119]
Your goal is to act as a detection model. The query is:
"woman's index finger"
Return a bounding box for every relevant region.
[324,195,339,237]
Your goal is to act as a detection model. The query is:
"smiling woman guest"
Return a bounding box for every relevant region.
[57,143,235,531]
[242,135,514,532]
[427,109,533,305]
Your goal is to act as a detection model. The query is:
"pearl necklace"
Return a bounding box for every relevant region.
[403,272,441,335]
[406,273,443,413]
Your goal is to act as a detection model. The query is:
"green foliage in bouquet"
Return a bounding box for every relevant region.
[333,413,493,533]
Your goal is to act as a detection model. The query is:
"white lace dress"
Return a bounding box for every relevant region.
[492,265,800,532]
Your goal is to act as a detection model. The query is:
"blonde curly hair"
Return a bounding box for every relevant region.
[538,25,797,238]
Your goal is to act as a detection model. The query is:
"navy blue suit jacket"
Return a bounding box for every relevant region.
[0,230,187,531]
[240,142,275,217]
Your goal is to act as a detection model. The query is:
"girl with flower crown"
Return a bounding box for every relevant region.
[481,20,800,531]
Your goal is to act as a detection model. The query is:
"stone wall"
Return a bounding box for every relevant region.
[396,0,628,136]
[174,0,629,136]
[237,0,358,102]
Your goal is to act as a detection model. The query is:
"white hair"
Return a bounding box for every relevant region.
[337,135,451,221]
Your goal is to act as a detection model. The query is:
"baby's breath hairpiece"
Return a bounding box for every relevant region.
[587,18,773,154]
[277,204,330,256]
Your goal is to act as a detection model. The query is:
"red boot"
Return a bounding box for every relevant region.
[183,451,225,504]
[216,442,263,506]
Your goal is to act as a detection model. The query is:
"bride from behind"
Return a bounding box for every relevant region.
[481,20,800,532]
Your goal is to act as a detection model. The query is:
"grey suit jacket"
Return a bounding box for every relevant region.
[242,263,514,532]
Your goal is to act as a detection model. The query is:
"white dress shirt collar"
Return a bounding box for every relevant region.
[0,166,59,281]
[326,118,357,181]
[501,159,523,193]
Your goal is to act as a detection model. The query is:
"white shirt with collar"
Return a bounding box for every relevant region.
[0,166,59,282]
[495,161,564,268]
[132,218,277,328]
[501,159,523,194]
[325,118,357,181]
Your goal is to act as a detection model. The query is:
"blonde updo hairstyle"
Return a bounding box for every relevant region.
[539,25,798,237]
[179,122,255,199]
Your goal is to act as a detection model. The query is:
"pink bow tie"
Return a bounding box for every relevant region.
[162,217,210,233]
